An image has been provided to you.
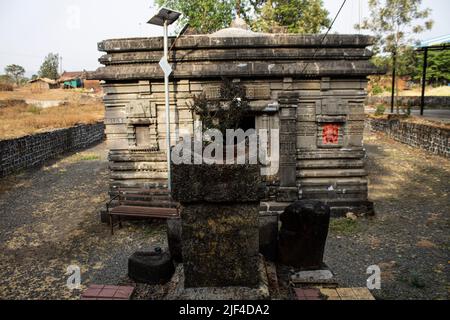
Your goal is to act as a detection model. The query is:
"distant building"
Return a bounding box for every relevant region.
[29,78,58,92]
[58,71,86,88]
[58,71,101,91]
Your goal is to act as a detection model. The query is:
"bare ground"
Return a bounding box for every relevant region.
[0,130,448,300]
[0,142,166,300]
[324,128,450,300]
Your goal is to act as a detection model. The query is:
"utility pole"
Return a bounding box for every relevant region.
[420,47,428,116]
[390,50,396,114]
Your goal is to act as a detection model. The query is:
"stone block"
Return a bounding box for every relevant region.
[276,187,298,202]
[259,213,279,261]
[182,203,260,288]
[171,164,262,203]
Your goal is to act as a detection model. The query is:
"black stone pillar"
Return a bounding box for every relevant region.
[278,200,330,269]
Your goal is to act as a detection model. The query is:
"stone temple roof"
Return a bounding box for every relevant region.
[89,19,382,81]
[210,17,259,37]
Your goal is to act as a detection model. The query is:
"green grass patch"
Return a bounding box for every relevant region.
[329,218,360,235]
[27,104,41,115]
[78,154,100,161]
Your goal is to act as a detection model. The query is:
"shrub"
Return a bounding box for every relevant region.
[371,84,384,96]
[374,104,386,116]
[27,105,41,115]
[0,83,14,91]
[188,78,250,135]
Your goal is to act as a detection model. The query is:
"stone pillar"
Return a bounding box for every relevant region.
[277,92,299,202]
[172,164,261,288]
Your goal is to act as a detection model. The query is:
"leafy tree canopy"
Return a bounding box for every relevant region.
[356,0,433,54]
[4,64,25,85]
[156,0,330,34]
[38,53,59,80]
[253,0,330,33]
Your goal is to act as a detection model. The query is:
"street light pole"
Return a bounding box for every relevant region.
[163,19,172,192]
[148,7,181,193]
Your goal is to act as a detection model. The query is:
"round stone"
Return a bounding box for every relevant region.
[128,249,175,284]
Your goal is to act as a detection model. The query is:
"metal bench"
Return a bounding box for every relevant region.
[106,187,179,235]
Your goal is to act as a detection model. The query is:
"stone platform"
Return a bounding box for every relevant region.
[165,257,270,300]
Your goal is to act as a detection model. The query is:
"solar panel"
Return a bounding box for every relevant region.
[147,7,182,26]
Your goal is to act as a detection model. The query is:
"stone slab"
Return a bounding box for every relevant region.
[172,164,262,203]
[182,203,260,288]
[165,257,270,300]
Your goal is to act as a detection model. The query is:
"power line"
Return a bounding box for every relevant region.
[300,0,348,74]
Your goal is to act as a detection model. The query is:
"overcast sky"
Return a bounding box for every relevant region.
[1,0,449,77]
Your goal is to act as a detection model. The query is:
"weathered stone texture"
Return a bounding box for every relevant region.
[91,31,381,213]
[368,118,450,158]
[172,164,261,288]
[0,122,105,177]
[171,164,262,203]
[181,203,260,288]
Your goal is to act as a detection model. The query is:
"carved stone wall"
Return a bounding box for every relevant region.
[91,33,380,213]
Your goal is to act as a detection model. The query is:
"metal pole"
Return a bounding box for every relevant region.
[163,19,172,192]
[390,50,396,114]
[420,47,428,116]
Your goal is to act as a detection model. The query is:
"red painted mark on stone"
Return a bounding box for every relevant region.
[322,124,340,144]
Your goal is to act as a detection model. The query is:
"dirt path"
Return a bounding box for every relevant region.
[0,142,165,300]
[324,128,449,300]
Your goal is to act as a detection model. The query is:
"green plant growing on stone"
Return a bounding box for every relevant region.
[374,104,386,116]
[188,78,250,136]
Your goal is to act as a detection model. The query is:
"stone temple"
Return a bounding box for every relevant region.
[90,19,380,216]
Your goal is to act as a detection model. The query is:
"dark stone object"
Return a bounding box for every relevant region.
[128,249,175,284]
[278,200,330,269]
[171,164,262,203]
[167,218,183,263]
[259,214,279,261]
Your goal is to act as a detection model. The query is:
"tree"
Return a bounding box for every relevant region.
[156,0,236,34]
[4,64,25,86]
[38,53,59,80]
[415,50,450,85]
[356,0,433,113]
[253,0,330,33]
[156,0,330,34]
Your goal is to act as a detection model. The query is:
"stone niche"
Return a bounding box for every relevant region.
[171,164,261,288]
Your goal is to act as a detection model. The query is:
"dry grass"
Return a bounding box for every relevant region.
[0,87,101,101]
[379,85,450,97]
[0,101,104,140]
